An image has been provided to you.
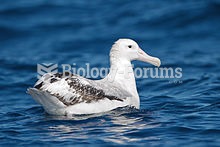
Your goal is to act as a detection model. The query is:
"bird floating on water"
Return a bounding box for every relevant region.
[27,39,161,115]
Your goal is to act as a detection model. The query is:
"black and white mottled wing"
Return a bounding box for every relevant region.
[34,73,128,106]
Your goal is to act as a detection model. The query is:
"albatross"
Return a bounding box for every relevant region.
[27,39,161,115]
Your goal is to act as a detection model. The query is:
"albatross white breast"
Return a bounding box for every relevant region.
[27,39,161,115]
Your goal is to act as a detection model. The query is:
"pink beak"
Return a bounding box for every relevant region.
[137,48,161,67]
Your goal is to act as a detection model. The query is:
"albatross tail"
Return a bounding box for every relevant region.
[27,88,66,115]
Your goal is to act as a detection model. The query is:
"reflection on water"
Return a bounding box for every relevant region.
[44,108,161,144]
[104,115,161,144]
[0,0,220,146]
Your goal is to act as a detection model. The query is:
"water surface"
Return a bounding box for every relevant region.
[0,0,220,146]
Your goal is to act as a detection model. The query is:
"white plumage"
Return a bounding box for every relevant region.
[27,39,161,115]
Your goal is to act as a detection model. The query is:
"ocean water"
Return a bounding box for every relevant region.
[0,0,220,146]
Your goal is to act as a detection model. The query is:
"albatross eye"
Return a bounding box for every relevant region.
[128,45,132,48]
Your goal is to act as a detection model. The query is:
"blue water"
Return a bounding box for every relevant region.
[0,0,220,146]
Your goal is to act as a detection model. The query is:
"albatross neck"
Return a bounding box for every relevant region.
[107,56,139,100]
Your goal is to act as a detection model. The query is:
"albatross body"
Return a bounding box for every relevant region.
[27,39,161,115]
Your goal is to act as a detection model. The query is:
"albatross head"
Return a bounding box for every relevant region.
[111,39,161,67]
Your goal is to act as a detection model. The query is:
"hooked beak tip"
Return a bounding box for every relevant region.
[138,48,161,67]
[155,58,161,67]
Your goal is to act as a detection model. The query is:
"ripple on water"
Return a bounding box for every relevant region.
[0,0,220,146]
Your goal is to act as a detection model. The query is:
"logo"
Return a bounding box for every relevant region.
[37,63,58,79]
[36,63,183,84]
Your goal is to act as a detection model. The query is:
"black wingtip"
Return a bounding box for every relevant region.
[34,82,43,89]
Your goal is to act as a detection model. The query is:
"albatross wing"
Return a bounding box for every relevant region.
[27,73,130,115]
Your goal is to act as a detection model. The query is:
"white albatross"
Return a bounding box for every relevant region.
[27,39,161,115]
